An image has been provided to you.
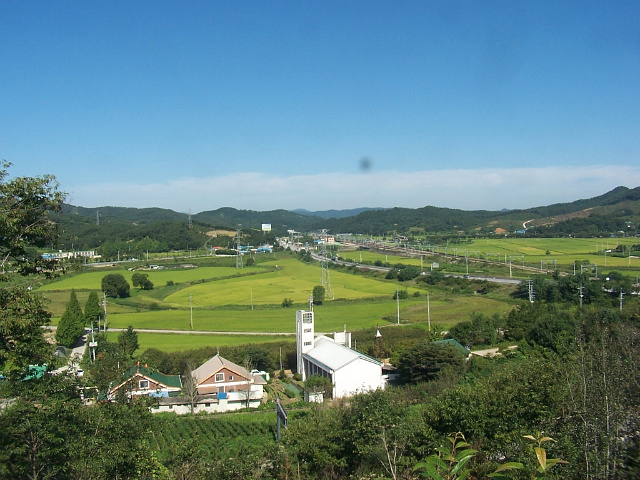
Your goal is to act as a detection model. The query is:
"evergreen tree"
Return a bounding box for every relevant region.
[118,326,139,357]
[84,291,104,327]
[55,289,85,347]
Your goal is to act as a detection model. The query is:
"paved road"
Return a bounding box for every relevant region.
[47,325,295,336]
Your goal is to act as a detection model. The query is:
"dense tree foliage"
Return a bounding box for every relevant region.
[0,162,63,372]
[83,290,104,326]
[101,273,130,298]
[55,289,85,348]
[132,271,154,290]
[117,325,139,357]
[0,285,51,373]
[312,285,325,305]
[396,342,466,384]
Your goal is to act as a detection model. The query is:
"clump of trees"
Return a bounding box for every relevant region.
[101,273,130,298]
[131,272,154,290]
[312,285,325,305]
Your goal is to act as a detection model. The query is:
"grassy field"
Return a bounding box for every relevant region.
[105,332,294,353]
[163,257,410,307]
[35,245,568,353]
[38,265,259,292]
[343,237,640,277]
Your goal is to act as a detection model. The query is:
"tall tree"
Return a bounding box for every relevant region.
[312,285,326,305]
[55,289,85,348]
[117,326,139,358]
[0,162,64,372]
[83,291,104,327]
[0,161,64,276]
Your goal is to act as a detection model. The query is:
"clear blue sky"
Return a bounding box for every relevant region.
[2,1,639,212]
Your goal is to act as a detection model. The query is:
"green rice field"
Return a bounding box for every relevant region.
[38,236,640,353]
[105,332,294,353]
[344,237,640,277]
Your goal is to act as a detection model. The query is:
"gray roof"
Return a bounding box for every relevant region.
[303,335,382,372]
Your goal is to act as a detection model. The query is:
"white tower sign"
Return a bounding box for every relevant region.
[296,309,315,380]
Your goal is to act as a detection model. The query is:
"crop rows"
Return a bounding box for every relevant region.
[149,413,277,459]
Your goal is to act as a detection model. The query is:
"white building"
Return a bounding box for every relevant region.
[296,309,385,399]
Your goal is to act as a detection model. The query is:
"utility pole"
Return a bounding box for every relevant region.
[578,285,584,308]
[89,320,97,363]
[189,294,193,330]
[235,225,243,269]
[102,292,108,330]
[396,286,400,324]
[427,294,431,332]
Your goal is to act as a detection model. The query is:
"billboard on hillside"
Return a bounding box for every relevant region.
[262,223,272,232]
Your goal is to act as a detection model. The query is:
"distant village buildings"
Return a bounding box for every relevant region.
[42,250,97,260]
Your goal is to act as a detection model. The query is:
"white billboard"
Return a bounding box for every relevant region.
[262,223,272,232]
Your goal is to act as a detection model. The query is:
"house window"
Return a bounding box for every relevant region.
[139,380,149,390]
[229,375,233,381]
[304,341,312,346]
[304,328,312,333]
[215,373,224,382]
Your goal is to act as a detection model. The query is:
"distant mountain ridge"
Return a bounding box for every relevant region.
[59,186,640,242]
[292,207,386,219]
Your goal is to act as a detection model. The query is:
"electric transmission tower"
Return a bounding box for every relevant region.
[527,278,535,304]
[235,225,243,269]
[320,229,333,299]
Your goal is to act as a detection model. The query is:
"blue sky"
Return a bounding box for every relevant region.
[2,1,639,213]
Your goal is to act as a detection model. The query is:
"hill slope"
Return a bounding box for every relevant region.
[57,186,640,251]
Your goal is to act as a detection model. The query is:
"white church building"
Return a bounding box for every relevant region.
[296,309,385,399]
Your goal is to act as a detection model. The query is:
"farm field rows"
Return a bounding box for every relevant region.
[149,411,278,462]
[163,257,405,307]
[35,250,529,352]
[345,237,640,276]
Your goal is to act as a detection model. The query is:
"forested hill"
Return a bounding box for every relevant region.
[193,207,320,230]
[321,186,640,235]
[57,186,640,250]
